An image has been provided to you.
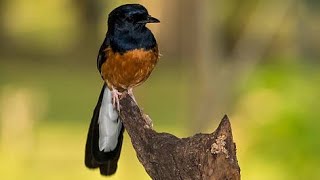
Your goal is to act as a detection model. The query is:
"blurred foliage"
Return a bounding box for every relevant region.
[234,60,320,179]
[0,0,320,179]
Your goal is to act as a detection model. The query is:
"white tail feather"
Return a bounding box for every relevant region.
[98,87,122,152]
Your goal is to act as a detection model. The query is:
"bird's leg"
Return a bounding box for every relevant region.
[128,88,137,104]
[111,88,122,112]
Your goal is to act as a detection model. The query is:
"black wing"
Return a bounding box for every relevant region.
[97,36,110,73]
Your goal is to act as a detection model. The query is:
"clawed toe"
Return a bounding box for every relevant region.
[111,89,122,111]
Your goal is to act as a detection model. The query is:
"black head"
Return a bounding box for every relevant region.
[105,4,159,53]
[108,4,160,31]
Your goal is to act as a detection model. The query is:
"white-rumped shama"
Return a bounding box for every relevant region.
[85,4,160,176]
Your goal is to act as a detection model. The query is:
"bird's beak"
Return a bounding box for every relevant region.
[138,15,160,24]
[146,15,160,23]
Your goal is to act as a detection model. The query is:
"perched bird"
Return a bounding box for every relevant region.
[85,4,160,176]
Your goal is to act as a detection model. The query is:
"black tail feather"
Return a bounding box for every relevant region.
[85,84,124,175]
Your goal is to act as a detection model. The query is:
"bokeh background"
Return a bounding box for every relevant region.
[0,0,319,179]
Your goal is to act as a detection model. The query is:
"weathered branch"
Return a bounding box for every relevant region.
[119,93,240,180]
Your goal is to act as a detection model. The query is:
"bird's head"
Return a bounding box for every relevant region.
[108,4,160,31]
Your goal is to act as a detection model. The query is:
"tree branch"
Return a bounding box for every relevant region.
[119,93,240,180]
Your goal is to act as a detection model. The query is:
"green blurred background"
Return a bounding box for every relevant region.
[0,0,319,179]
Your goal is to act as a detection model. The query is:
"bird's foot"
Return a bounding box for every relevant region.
[128,88,137,104]
[111,88,122,111]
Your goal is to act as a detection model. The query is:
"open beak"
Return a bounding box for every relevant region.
[138,15,160,24]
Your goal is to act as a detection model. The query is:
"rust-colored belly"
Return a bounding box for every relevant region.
[101,47,159,91]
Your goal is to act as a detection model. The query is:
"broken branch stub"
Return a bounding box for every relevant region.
[119,94,240,180]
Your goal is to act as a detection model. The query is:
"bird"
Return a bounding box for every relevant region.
[85,4,160,176]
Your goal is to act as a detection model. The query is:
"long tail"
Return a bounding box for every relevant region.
[85,84,124,175]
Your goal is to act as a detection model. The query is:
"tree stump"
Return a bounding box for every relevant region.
[119,93,240,180]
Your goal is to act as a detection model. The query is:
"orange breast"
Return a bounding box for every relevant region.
[101,47,159,91]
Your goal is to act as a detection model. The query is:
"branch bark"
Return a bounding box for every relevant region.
[119,93,240,180]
